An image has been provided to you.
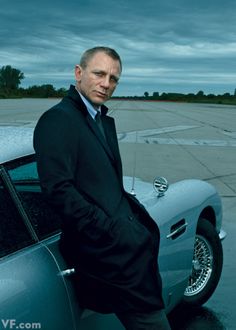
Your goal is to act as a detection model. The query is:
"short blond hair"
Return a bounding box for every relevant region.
[79,46,122,71]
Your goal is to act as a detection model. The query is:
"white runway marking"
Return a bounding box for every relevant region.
[118,126,236,147]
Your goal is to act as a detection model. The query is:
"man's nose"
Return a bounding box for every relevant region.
[100,76,110,88]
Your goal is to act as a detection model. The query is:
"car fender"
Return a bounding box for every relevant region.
[124,177,222,234]
[124,177,223,310]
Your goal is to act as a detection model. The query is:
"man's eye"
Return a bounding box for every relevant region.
[94,72,103,77]
[111,77,119,84]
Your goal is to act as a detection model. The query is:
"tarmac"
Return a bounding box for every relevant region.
[110,99,236,330]
[0,98,236,329]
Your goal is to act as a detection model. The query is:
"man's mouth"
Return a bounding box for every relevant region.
[96,91,107,98]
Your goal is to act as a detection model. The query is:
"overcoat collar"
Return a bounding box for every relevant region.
[67,85,109,116]
[67,85,115,162]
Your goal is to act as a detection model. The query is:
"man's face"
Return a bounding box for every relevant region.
[75,52,121,108]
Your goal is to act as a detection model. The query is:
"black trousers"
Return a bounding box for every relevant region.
[116,309,171,330]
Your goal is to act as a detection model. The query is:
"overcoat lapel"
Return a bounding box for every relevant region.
[86,114,115,162]
[86,113,123,183]
[67,85,122,181]
[102,116,123,183]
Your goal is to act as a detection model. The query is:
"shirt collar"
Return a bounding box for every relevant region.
[76,89,101,120]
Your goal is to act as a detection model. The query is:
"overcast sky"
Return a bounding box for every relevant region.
[1,0,236,96]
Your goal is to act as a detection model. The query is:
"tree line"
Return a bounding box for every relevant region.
[1,65,236,105]
[0,65,67,98]
[114,90,236,105]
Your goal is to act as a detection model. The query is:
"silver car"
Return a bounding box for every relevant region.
[0,126,226,330]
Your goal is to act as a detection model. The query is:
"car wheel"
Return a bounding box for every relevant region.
[183,218,223,306]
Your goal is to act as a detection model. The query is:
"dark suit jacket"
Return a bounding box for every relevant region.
[33,85,164,313]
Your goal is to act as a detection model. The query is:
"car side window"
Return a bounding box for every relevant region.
[7,156,63,240]
[0,173,33,258]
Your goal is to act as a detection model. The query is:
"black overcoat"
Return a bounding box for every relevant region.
[33,85,164,313]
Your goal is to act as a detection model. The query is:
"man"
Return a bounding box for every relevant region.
[34,46,171,329]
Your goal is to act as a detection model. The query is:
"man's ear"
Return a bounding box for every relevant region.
[75,65,83,82]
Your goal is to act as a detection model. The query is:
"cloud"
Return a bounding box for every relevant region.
[1,0,236,95]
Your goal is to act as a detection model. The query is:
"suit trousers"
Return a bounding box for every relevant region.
[116,309,171,330]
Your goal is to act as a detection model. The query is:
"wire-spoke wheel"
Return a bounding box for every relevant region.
[183,218,223,306]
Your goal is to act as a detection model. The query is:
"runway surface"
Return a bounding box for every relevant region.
[1,98,236,329]
[111,100,236,330]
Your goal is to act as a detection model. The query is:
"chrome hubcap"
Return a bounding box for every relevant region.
[185,234,213,296]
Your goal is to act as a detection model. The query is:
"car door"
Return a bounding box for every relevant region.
[0,156,80,330]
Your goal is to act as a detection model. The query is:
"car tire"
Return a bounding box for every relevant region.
[182,218,223,306]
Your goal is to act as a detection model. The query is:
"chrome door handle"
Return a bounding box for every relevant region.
[58,268,75,276]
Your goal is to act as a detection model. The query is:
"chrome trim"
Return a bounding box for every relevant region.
[167,222,188,239]
[219,229,227,241]
[153,176,169,197]
[58,268,75,277]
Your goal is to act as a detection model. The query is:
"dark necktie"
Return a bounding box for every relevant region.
[95,112,106,139]
[95,112,114,160]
